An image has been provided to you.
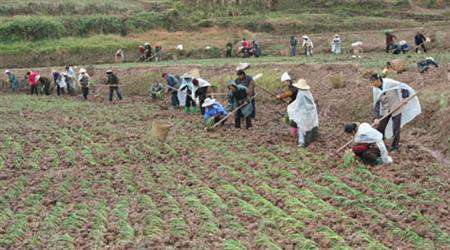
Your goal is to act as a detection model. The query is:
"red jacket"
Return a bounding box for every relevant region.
[242,40,251,49]
[28,72,39,86]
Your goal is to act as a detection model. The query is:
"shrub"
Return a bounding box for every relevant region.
[0,17,65,41]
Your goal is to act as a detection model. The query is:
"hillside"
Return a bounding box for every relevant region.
[0,0,448,67]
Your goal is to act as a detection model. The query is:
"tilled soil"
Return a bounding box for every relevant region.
[0,62,448,248]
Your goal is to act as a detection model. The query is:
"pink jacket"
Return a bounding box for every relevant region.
[28,72,39,86]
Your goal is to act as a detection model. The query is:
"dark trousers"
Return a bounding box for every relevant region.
[170,92,179,107]
[30,85,38,95]
[43,85,50,95]
[415,44,427,53]
[377,113,402,149]
[185,95,196,108]
[235,109,252,129]
[56,85,61,96]
[386,43,394,53]
[109,86,122,101]
[226,50,232,58]
[199,94,207,114]
[82,87,89,100]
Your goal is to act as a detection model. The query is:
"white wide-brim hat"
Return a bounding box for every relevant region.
[202,98,216,107]
[293,79,310,90]
[236,63,250,71]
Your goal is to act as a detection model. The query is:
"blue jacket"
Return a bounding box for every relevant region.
[204,103,228,121]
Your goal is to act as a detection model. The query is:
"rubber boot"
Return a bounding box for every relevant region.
[192,106,198,113]
[184,106,190,113]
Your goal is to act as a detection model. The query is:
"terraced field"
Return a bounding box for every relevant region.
[0,60,448,249]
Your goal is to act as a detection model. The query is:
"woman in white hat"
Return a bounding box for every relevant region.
[287,79,319,147]
[302,35,314,56]
[78,68,91,100]
[277,72,300,137]
[203,98,228,127]
[331,34,342,54]
[179,72,198,113]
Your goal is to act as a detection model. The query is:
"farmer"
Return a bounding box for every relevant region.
[58,72,68,95]
[150,82,164,99]
[203,98,228,127]
[26,71,40,95]
[242,38,251,58]
[190,69,211,115]
[392,40,411,55]
[351,41,363,58]
[331,34,342,54]
[38,76,51,95]
[154,44,162,62]
[180,73,197,114]
[287,79,319,147]
[144,42,152,61]
[106,69,123,102]
[227,81,252,129]
[65,65,76,96]
[52,70,62,95]
[302,35,313,56]
[414,31,427,53]
[226,42,233,58]
[385,32,397,53]
[138,46,145,62]
[252,40,261,58]
[370,73,421,151]
[235,63,256,119]
[163,73,180,108]
[344,122,393,165]
[417,57,438,73]
[78,68,91,100]
[277,72,299,137]
[289,35,298,56]
[115,48,125,63]
[276,72,298,104]
[4,70,19,92]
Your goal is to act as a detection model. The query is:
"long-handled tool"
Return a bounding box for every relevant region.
[336,91,420,153]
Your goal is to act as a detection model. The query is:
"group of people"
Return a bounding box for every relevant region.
[234,38,262,58]
[137,42,163,62]
[159,62,421,166]
[289,35,315,57]
[3,67,125,102]
[385,31,429,54]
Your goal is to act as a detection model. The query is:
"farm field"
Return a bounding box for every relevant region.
[0,57,449,248]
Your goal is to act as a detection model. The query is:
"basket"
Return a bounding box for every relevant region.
[153,121,172,142]
[390,59,406,73]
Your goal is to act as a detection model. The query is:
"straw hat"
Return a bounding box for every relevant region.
[293,79,310,90]
[4,69,10,75]
[334,34,339,37]
[79,68,87,74]
[281,72,291,82]
[236,63,250,71]
[189,68,201,79]
[106,69,113,73]
[181,72,191,79]
[202,98,216,107]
